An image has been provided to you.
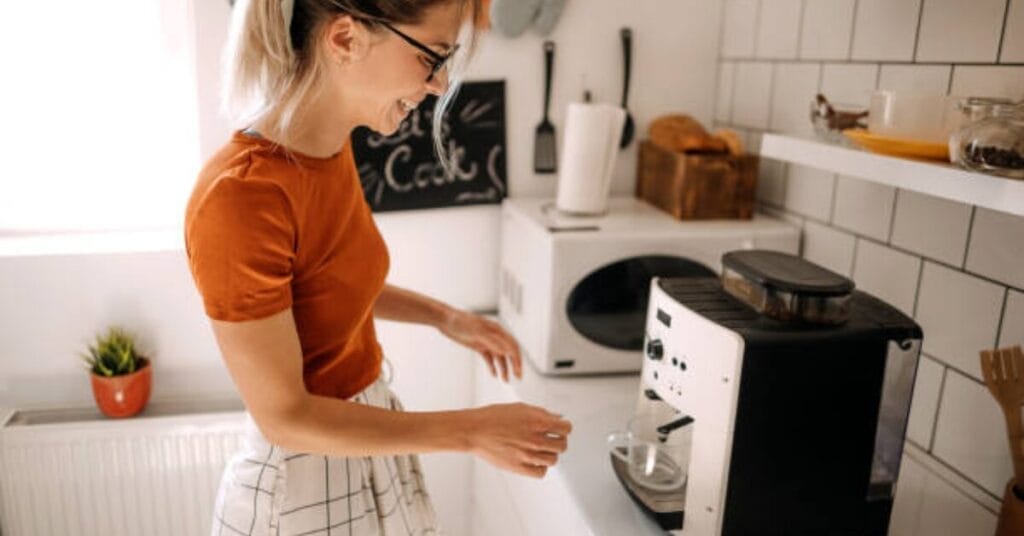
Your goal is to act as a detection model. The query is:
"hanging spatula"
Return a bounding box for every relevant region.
[981,345,1024,485]
[534,40,557,174]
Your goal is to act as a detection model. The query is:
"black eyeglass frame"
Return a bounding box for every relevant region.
[379,21,459,82]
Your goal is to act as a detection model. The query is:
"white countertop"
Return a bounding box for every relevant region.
[481,360,669,535]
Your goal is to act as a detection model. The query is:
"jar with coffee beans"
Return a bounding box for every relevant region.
[951,98,1024,179]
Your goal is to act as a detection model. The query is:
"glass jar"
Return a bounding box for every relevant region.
[950,98,1024,179]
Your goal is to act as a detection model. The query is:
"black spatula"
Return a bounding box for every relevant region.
[534,40,557,174]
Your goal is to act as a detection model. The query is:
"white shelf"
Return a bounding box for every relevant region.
[759,133,1024,218]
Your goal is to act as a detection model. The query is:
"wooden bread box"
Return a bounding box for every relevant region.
[635,139,759,220]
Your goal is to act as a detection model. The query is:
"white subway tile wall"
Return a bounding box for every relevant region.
[999,289,1024,347]
[718,1,1019,529]
[720,0,759,58]
[831,175,896,242]
[732,62,774,128]
[932,369,1015,497]
[893,453,999,536]
[756,159,788,206]
[799,0,856,60]
[851,238,921,316]
[783,164,835,221]
[715,62,736,122]
[950,65,1024,100]
[850,0,922,62]
[1002,0,1024,62]
[889,190,973,267]
[966,208,1024,289]
[905,355,944,449]
[877,64,952,93]
[802,219,855,276]
[769,62,821,135]
[755,0,802,59]
[915,261,1004,379]
[820,63,880,107]
[916,0,1005,63]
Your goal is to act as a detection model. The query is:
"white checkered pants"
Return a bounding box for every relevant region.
[210,377,442,536]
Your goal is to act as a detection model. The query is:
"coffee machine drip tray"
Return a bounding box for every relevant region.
[610,448,686,531]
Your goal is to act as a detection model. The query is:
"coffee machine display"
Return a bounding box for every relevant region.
[610,250,922,535]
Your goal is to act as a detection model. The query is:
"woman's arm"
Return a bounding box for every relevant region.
[373,283,523,381]
[373,283,455,328]
[210,307,571,477]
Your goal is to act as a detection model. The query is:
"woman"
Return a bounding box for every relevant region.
[184,1,572,534]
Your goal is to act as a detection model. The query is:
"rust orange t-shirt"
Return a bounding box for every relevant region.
[184,130,389,400]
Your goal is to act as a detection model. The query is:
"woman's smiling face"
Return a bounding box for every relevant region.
[324,3,464,136]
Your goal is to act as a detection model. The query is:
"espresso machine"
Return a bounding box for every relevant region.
[609,250,922,535]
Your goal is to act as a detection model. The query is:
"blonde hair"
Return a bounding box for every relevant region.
[222,0,482,160]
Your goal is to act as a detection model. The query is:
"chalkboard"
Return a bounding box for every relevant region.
[352,80,507,212]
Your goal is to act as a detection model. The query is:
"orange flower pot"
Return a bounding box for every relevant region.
[90,358,152,418]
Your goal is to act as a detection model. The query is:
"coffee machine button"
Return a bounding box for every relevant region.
[646,339,664,360]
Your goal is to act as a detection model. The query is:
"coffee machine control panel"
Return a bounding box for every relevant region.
[641,278,747,535]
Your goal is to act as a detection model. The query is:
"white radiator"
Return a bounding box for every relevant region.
[0,399,247,536]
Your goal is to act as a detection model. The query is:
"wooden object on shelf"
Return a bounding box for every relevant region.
[635,140,758,220]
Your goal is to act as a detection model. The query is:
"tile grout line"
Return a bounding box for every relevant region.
[998,0,1012,64]
[843,226,1024,295]
[923,350,989,387]
[714,0,729,123]
[886,188,900,243]
[911,256,926,318]
[916,441,1003,513]
[752,0,764,60]
[911,0,927,62]
[927,364,946,454]
[847,233,860,277]
[847,0,860,61]
[962,206,977,269]
[994,288,1010,347]
[920,363,1007,509]
[827,173,838,224]
[794,0,808,58]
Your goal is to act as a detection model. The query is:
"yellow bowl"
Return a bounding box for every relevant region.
[842,129,949,161]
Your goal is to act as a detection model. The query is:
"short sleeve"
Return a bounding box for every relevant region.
[185,177,296,322]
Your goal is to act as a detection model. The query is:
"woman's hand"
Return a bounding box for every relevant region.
[465,402,572,478]
[439,309,523,382]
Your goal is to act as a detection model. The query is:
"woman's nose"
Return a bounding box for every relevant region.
[425,68,450,96]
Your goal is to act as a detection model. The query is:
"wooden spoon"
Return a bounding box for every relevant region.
[981,346,1024,485]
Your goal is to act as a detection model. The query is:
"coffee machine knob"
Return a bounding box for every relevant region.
[646,338,664,361]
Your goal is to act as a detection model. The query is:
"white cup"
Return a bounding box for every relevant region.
[607,412,688,492]
[868,91,963,143]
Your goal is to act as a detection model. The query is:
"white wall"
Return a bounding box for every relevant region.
[714,0,1023,533]
[465,0,721,198]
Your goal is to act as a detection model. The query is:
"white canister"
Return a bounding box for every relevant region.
[555,102,627,215]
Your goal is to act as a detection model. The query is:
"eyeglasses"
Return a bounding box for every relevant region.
[379,21,459,82]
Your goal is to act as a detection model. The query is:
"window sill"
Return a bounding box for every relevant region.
[0,229,184,258]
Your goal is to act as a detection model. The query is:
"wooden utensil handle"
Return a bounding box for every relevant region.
[1005,407,1024,484]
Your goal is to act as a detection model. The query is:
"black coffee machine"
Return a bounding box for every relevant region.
[611,250,922,535]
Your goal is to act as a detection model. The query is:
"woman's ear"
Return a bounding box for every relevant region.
[324,14,371,65]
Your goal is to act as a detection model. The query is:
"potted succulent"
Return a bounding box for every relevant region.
[79,327,152,418]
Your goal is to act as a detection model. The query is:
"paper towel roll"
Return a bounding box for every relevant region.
[556,102,627,215]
